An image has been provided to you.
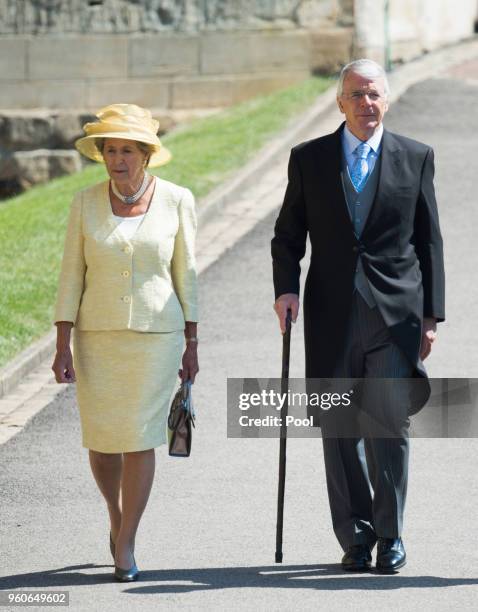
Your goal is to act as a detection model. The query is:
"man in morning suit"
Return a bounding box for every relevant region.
[271,59,445,573]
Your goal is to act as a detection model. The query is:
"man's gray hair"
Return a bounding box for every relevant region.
[337,59,390,97]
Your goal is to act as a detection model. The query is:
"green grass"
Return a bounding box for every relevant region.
[0,75,332,367]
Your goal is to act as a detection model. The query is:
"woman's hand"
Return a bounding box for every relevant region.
[178,343,199,384]
[52,347,76,383]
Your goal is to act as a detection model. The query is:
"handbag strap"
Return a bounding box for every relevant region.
[182,380,196,423]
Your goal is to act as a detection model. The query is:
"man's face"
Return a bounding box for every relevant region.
[337,71,389,140]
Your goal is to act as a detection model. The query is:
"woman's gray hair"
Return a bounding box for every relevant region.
[95,138,154,167]
[337,59,390,98]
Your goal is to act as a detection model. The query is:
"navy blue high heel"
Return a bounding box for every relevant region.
[114,557,139,582]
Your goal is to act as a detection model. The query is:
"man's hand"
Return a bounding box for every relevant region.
[420,317,437,360]
[274,293,299,334]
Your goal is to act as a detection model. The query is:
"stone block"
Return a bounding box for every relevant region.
[0,112,95,152]
[200,31,310,75]
[0,38,27,80]
[0,81,88,110]
[129,35,199,77]
[309,27,353,73]
[53,113,95,147]
[47,150,83,180]
[171,71,311,109]
[20,151,54,188]
[0,150,82,189]
[86,79,171,111]
[171,77,234,108]
[0,114,54,152]
[229,71,311,104]
[29,36,129,80]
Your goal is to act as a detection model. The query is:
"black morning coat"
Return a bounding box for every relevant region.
[271,122,445,415]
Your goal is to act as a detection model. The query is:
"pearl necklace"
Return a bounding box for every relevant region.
[111,173,150,205]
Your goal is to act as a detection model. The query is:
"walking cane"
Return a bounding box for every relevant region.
[275,308,292,563]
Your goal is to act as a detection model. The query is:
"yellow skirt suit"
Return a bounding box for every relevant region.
[54,177,198,453]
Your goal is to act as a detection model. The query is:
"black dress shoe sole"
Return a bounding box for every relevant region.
[376,558,407,573]
[342,562,372,572]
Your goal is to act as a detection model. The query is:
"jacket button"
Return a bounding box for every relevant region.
[352,246,359,253]
[122,295,131,303]
[124,246,132,254]
[122,270,130,277]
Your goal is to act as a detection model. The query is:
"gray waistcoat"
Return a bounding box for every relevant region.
[341,151,382,308]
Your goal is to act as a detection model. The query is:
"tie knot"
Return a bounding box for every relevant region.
[355,142,370,159]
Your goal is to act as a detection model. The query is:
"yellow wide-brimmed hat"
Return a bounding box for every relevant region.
[75,104,172,167]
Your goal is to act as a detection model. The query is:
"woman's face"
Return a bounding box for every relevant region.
[102,138,148,186]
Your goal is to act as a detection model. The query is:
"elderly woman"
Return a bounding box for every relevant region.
[52,104,198,582]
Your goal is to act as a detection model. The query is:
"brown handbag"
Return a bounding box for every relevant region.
[168,381,195,457]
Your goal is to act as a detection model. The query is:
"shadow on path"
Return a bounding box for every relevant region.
[1,564,477,594]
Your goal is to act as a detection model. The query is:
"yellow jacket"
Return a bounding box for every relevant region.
[54,177,198,331]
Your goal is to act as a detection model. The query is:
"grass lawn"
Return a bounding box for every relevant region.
[0,75,332,368]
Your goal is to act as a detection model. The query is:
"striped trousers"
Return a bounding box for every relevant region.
[320,291,414,551]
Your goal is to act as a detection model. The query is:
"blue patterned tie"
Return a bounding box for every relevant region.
[350,142,371,192]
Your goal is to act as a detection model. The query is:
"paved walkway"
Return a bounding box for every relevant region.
[1,43,478,611]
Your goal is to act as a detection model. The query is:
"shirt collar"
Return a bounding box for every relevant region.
[342,123,384,156]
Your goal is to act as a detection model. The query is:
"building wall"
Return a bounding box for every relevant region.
[354,0,477,65]
[418,0,477,50]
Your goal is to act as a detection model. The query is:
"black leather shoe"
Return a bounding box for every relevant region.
[109,533,115,560]
[376,537,406,573]
[341,544,372,571]
[114,558,139,582]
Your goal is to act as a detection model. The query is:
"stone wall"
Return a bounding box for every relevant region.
[0,30,324,110]
[0,1,353,111]
[0,0,352,34]
[0,1,355,198]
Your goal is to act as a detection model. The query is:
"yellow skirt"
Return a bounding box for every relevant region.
[73,329,183,453]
